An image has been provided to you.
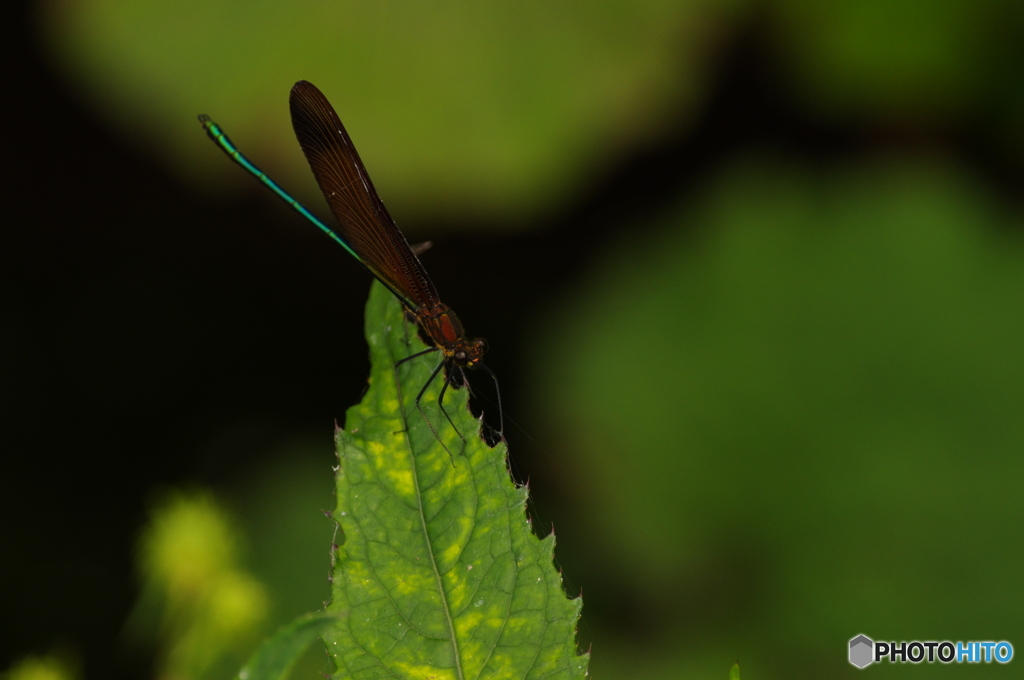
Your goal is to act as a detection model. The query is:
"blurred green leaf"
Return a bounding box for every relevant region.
[237,612,337,680]
[729,664,740,680]
[769,0,1011,122]
[323,282,587,678]
[536,157,1024,678]
[40,0,741,224]
[229,442,334,624]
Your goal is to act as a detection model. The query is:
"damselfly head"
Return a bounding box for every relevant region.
[452,337,487,367]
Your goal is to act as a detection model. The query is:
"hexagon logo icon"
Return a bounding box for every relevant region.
[849,635,874,668]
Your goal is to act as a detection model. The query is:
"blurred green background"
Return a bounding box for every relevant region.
[3,0,1024,678]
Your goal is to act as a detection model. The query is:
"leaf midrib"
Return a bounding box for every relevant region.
[392,348,466,680]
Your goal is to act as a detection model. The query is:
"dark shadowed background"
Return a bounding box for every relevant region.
[4,1,1024,679]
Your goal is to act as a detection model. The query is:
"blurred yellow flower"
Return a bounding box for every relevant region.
[3,655,76,680]
[135,490,268,680]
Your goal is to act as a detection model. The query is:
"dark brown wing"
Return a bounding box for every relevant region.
[289,80,439,309]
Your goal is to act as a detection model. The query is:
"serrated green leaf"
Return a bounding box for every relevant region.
[323,282,587,680]
[237,612,338,680]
